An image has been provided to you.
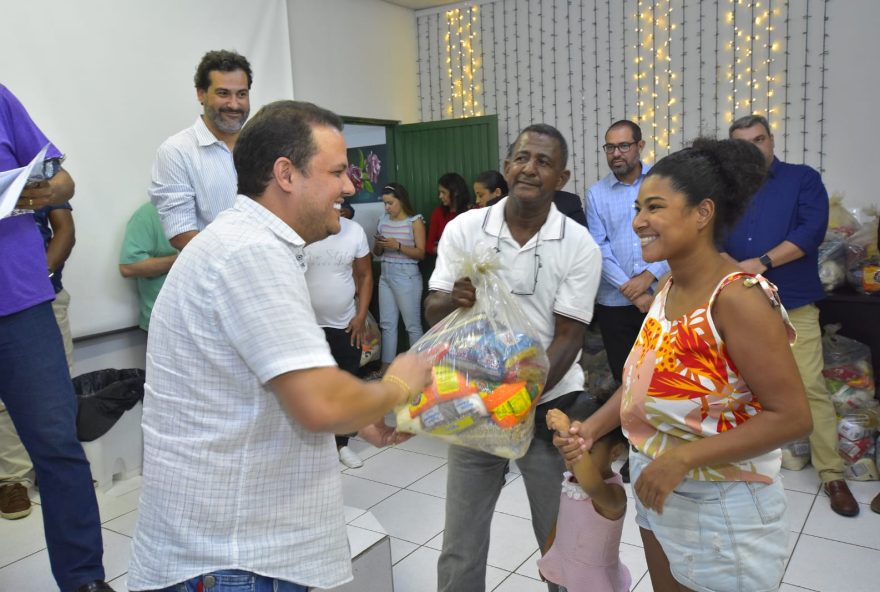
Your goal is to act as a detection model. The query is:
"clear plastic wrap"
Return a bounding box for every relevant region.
[844,210,879,294]
[817,238,847,293]
[395,241,550,459]
[822,325,876,395]
[830,384,879,416]
[827,193,861,239]
[781,437,811,471]
[837,411,879,478]
[359,311,381,367]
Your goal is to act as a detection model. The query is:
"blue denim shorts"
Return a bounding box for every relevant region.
[149,569,309,592]
[629,450,789,592]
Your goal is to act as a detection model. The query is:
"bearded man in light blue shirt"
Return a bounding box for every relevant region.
[585,120,669,385]
[150,50,252,250]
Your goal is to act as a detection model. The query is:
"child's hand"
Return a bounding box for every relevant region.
[545,408,571,436]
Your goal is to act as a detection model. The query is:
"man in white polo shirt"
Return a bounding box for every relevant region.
[150,49,252,250]
[426,124,602,592]
[128,101,432,592]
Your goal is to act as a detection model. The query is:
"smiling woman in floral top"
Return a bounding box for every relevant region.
[557,138,812,592]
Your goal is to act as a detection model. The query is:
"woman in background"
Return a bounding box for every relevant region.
[473,170,508,208]
[427,172,470,256]
[373,183,426,372]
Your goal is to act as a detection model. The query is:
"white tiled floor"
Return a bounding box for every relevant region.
[2,437,880,591]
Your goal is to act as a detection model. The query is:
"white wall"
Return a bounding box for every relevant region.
[823,0,880,214]
[413,0,878,215]
[2,0,294,339]
[286,0,419,123]
[68,0,419,369]
[73,329,148,376]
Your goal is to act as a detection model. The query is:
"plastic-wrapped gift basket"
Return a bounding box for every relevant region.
[395,242,549,459]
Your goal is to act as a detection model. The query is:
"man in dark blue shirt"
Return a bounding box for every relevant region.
[724,114,858,517]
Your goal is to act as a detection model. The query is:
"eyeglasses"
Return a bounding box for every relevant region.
[602,142,637,154]
[495,220,541,296]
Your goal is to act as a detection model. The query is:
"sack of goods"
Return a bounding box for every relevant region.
[359,311,381,367]
[839,412,880,480]
[395,242,549,459]
[822,325,877,416]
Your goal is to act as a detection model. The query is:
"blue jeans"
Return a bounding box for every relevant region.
[150,569,309,592]
[378,262,423,363]
[0,301,104,591]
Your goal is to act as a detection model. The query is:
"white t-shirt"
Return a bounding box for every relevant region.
[128,196,349,590]
[304,217,370,328]
[429,197,602,403]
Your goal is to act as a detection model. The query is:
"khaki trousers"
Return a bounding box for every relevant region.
[788,303,845,482]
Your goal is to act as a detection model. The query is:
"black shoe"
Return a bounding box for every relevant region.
[620,459,630,483]
[75,581,115,592]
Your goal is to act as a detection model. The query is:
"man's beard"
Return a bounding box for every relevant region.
[611,158,637,177]
[205,105,248,134]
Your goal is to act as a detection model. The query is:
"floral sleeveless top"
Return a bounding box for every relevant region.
[620,272,796,483]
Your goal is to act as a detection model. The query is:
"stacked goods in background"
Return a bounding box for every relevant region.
[820,194,879,294]
[823,326,879,480]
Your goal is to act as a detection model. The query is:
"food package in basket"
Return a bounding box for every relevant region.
[822,324,875,395]
[395,242,550,459]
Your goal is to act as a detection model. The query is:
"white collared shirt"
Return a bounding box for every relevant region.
[128,196,350,590]
[149,116,238,240]
[429,197,602,402]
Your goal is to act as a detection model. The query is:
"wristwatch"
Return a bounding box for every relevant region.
[759,253,774,270]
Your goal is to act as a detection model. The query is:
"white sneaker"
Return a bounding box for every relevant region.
[339,446,364,469]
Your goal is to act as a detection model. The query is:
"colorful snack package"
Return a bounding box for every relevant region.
[395,242,550,459]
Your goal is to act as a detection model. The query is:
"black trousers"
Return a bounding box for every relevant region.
[323,327,361,447]
[594,303,647,382]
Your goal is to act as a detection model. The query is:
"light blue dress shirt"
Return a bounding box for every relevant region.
[149,116,238,241]
[585,163,669,307]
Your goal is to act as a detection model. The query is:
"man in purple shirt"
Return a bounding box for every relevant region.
[724,114,858,518]
[0,84,114,591]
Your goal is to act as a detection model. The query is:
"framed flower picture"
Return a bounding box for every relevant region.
[346,144,389,204]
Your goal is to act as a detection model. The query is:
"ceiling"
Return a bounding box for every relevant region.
[383,0,462,10]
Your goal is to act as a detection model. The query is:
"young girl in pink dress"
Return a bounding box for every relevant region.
[539,407,631,592]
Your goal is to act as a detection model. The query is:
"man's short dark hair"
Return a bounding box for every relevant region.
[194,50,253,91]
[508,124,569,168]
[607,120,642,143]
[729,114,772,138]
[234,101,344,198]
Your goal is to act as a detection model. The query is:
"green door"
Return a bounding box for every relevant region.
[381,115,500,354]
[390,115,500,220]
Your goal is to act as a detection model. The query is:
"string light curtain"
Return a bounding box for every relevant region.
[415,0,830,195]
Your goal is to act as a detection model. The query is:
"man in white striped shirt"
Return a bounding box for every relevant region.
[150,49,252,250]
[129,101,433,591]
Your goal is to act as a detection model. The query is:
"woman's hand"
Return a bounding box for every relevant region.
[376,236,396,251]
[633,448,690,514]
[552,419,592,464]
